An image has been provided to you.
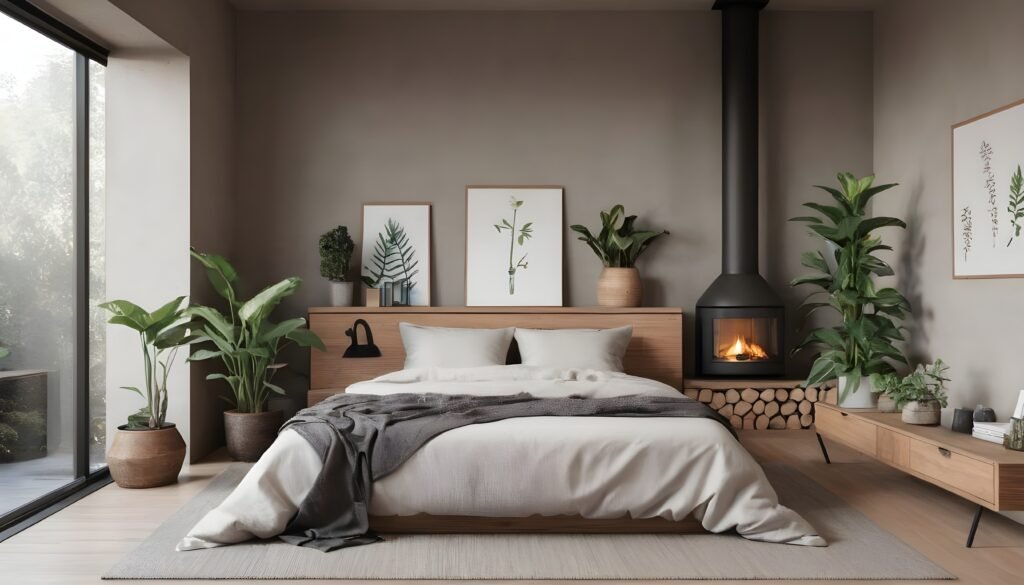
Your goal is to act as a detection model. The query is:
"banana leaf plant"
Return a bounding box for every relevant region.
[570,204,668,267]
[99,296,196,429]
[188,248,326,414]
[790,172,910,402]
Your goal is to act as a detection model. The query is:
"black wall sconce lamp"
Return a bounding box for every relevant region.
[343,319,382,358]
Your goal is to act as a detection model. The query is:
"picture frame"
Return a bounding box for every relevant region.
[951,97,1024,278]
[465,186,564,306]
[1013,389,1024,419]
[360,203,431,306]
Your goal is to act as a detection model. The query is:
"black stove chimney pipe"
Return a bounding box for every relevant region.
[714,0,768,275]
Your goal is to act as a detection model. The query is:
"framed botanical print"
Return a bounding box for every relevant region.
[952,97,1024,278]
[465,186,563,306]
[360,203,431,306]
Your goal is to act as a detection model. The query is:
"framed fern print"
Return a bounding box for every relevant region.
[465,186,563,306]
[360,203,431,305]
[952,97,1024,278]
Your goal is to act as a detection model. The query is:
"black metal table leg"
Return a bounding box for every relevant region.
[815,432,832,464]
[966,505,984,548]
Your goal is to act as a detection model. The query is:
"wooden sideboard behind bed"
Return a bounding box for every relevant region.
[307,306,693,534]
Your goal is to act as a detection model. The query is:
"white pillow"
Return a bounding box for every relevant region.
[399,323,514,369]
[514,326,633,372]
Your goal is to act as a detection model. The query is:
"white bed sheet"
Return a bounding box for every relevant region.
[178,366,824,550]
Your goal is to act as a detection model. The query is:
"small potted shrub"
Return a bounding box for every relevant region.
[871,360,950,425]
[100,297,195,488]
[319,226,355,307]
[790,173,910,408]
[570,205,668,307]
[189,249,325,461]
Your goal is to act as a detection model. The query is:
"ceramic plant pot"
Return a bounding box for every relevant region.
[877,394,899,413]
[902,400,941,425]
[597,267,642,307]
[224,410,283,462]
[329,281,354,307]
[837,375,877,408]
[107,424,186,489]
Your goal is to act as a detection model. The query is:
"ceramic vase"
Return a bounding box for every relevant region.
[329,281,354,307]
[837,375,877,408]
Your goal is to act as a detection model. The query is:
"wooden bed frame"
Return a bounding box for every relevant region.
[307,306,696,534]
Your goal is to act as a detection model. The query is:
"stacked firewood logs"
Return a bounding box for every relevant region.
[683,384,837,430]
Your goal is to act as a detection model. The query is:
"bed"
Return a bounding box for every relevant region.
[177,307,823,550]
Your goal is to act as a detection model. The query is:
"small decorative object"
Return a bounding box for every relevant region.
[343,319,381,358]
[99,296,195,488]
[952,98,1024,278]
[791,173,910,407]
[466,186,563,306]
[380,281,394,307]
[363,285,381,307]
[189,248,326,462]
[973,404,997,422]
[1005,417,1024,451]
[952,408,975,434]
[360,203,431,306]
[571,204,669,308]
[872,359,950,426]
[397,280,412,306]
[319,225,356,307]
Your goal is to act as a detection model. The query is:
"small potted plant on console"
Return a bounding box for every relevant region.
[872,359,950,425]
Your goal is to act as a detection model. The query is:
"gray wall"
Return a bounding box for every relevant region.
[233,10,874,396]
[873,0,1024,421]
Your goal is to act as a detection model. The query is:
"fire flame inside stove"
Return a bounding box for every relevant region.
[720,336,769,361]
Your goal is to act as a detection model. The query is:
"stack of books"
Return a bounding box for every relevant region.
[973,421,1011,445]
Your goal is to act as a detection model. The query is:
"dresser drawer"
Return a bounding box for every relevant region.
[877,428,910,468]
[815,406,877,456]
[909,440,995,503]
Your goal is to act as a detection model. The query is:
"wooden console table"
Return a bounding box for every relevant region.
[815,402,1024,547]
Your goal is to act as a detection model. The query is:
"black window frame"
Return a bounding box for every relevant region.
[0,0,112,540]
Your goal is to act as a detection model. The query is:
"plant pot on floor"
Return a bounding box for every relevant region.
[597,267,642,307]
[107,424,186,488]
[837,375,877,408]
[329,280,354,307]
[902,400,941,425]
[224,410,283,462]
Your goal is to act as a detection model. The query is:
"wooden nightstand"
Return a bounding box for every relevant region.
[814,402,1024,547]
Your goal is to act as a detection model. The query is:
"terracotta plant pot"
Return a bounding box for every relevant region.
[902,400,941,425]
[597,267,642,307]
[107,424,186,489]
[224,410,283,462]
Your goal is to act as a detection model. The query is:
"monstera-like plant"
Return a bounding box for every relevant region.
[571,204,668,307]
[188,248,325,461]
[791,173,910,407]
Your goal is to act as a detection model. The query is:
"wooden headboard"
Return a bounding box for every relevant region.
[308,307,683,405]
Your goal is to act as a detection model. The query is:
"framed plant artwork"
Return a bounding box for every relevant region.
[952,97,1024,278]
[360,203,431,306]
[465,186,563,306]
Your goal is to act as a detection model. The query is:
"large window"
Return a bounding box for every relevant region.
[0,0,108,532]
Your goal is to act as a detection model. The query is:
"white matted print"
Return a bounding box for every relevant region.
[953,98,1024,277]
[361,203,431,306]
[466,186,563,306]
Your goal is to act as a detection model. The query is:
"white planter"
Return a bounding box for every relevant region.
[329,281,354,307]
[837,375,877,408]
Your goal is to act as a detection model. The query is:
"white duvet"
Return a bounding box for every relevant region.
[178,366,825,550]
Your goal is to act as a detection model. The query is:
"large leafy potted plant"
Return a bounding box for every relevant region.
[188,249,325,461]
[570,205,668,307]
[872,360,950,425]
[791,173,910,408]
[319,225,355,307]
[99,297,194,488]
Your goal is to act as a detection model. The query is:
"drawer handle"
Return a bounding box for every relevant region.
[938,447,952,458]
[840,412,849,417]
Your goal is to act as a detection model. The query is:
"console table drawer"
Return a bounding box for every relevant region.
[910,440,995,503]
[816,406,877,456]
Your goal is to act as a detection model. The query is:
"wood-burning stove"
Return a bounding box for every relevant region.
[697,0,785,377]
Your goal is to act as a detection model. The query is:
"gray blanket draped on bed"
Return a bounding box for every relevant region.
[278,392,733,552]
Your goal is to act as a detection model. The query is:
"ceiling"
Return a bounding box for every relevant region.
[227,0,881,11]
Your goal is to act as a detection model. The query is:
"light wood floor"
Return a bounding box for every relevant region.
[1,429,1023,584]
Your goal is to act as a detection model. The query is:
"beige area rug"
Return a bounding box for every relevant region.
[104,463,952,580]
